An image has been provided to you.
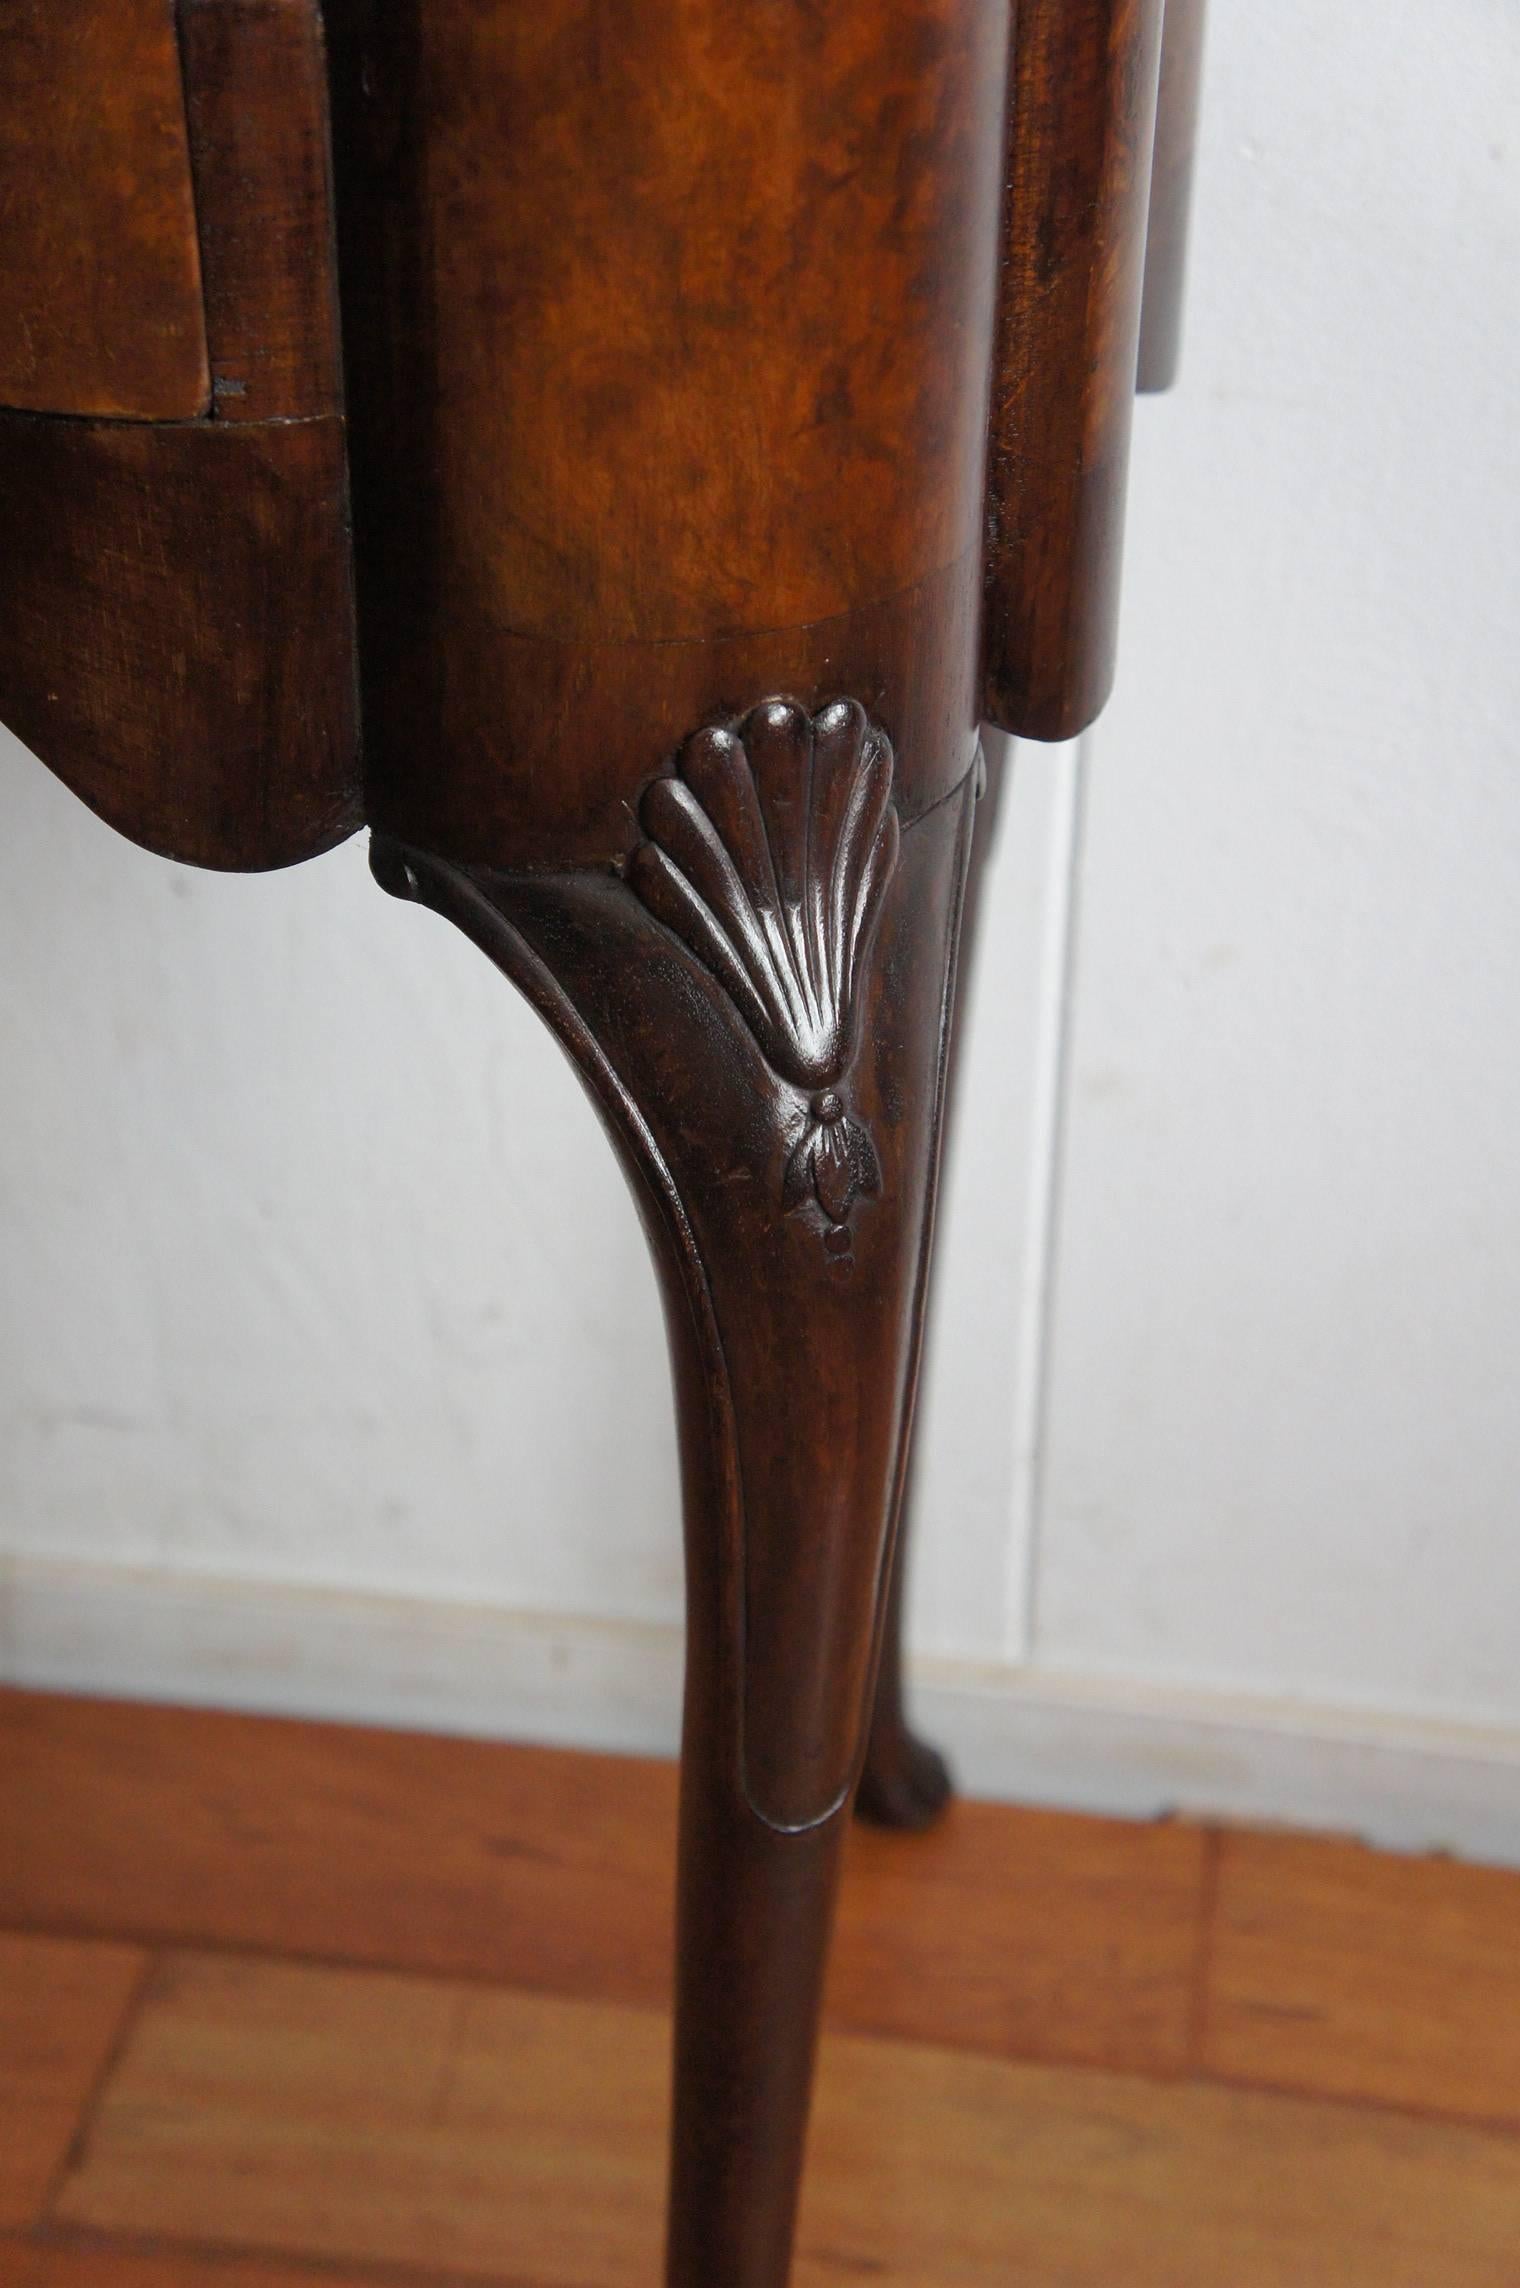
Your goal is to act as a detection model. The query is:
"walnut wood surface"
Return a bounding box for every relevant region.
[982,0,1165,741]
[178,0,345,420]
[0,0,1177,852]
[0,0,208,420]
[355,550,984,871]
[325,0,1009,866]
[0,413,360,870]
[0,0,360,871]
[332,0,1008,639]
[1139,0,1209,392]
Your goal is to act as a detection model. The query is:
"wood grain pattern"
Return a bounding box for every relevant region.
[55,1949,1520,2288]
[0,413,361,871]
[331,0,1008,645]
[6,1700,1520,2286]
[59,1956,667,2283]
[178,0,345,420]
[0,1690,1203,2074]
[0,0,208,418]
[0,1690,678,2007]
[0,2244,427,2288]
[356,551,983,871]
[982,0,1165,740]
[1137,0,1209,393]
[831,1798,1205,2076]
[324,0,1007,869]
[0,1933,146,2229]
[1204,1829,1520,2126]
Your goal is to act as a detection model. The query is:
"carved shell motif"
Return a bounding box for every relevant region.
[627,698,900,1235]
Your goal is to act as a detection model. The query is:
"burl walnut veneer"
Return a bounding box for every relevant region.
[0,1,1204,2278]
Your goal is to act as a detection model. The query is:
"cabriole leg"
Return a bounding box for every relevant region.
[857,732,1010,1833]
[855,1530,954,1832]
[374,707,977,2286]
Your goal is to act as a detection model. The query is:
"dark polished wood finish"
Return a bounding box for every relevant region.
[374,742,977,2283]
[982,0,1165,742]
[0,411,359,871]
[856,1522,955,1833]
[321,23,1014,2242]
[0,0,208,420]
[350,550,985,870]
[857,732,1020,1838]
[0,0,1189,2273]
[0,0,359,872]
[178,0,346,421]
[324,0,1009,865]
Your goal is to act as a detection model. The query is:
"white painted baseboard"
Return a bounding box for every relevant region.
[5,1553,1519,1867]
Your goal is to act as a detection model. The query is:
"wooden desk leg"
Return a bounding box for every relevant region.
[855,1513,954,1832]
[857,732,1012,1832]
[374,707,977,2287]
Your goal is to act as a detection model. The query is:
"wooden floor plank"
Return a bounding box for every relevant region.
[0,1687,678,2006]
[54,1949,1520,2288]
[0,2242,446,2288]
[833,1799,1205,2075]
[0,1688,1202,2075]
[0,1932,147,2232]
[1205,1829,1520,2126]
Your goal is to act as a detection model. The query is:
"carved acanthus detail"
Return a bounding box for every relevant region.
[627,698,899,1235]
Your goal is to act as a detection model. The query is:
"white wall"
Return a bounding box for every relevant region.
[4,0,1520,1860]
[1036,0,1520,1729]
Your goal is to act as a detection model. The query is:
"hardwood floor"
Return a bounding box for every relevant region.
[1205,1827,1520,2127]
[3,1687,1519,2285]
[0,1933,147,2230]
